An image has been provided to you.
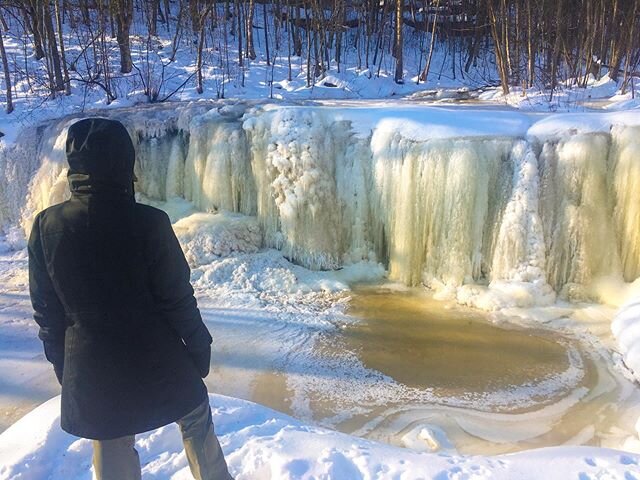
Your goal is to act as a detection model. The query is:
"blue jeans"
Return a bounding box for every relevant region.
[92,399,233,480]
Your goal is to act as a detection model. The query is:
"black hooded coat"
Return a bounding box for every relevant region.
[28,118,212,440]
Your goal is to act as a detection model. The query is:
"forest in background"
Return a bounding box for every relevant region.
[0,0,639,114]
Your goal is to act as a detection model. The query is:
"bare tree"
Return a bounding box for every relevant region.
[246,0,256,59]
[147,0,160,36]
[42,0,65,92]
[113,0,134,73]
[394,0,403,83]
[24,0,46,59]
[419,0,439,82]
[54,0,71,94]
[195,3,214,94]
[79,0,90,25]
[0,11,14,113]
[1,0,640,106]
[170,0,184,61]
[487,0,509,94]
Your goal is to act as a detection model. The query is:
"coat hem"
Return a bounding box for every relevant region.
[60,388,208,441]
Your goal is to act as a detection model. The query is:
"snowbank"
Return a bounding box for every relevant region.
[193,249,384,295]
[295,104,533,141]
[527,109,640,138]
[173,211,262,267]
[1,394,639,480]
[613,300,640,383]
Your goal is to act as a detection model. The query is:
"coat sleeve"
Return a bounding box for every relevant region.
[149,212,213,360]
[28,214,66,384]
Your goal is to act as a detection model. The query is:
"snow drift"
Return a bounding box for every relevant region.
[1,393,639,480]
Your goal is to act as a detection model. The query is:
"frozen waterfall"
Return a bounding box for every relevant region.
[1,103,639,305]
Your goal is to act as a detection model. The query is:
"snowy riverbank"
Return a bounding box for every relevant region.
[2,393,640,480]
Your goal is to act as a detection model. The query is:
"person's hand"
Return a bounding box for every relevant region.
[43,342,64,385]
[190,346,211,378]
[53,363,64,385]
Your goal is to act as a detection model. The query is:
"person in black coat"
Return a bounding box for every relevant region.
[28,118,232,480]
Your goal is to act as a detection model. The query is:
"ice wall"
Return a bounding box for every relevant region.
[0,120,72,240]
[610,126,640,283]
[369,133,514,286]
[244,108,356,269]
[538,133,620,294]
[4,104,639,305]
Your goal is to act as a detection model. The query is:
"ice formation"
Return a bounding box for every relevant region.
[173,212,262,267]
[612,299,640,382]
[2,103,639,308]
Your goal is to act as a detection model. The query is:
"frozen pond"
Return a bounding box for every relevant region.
[321,288,635,455]
[199,282,639,455]
[338,287,571,395]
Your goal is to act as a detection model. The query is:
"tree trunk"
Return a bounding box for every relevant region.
[549,0,565,100]
[0,16,14,114]
[114,0,134,73]
[196,18,206,93]
[190,0,201,33]
[287,4,293,80]
[394,0,403,83]
[27,1,47,60]
[54,0,71,95]
[487,1,509,94]
[43,0,65,92]
[195,3,214,93]
[164,0,171,27]
[620,0,639,92]
[79,0,91,25]
[236,0,243,67]
[420,0,439,82]
[306,7,312,86]
[246,0,256,59]
[501,0,512,79]
[170,0,184,61]
[526,0,534,87]
[263,2,270,66]
[148,0,160,36]
[292,7,302,56]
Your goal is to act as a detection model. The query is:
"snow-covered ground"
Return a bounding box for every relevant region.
[2,393,640,480]
[1,241,640,479]
[1,219,640,479]
[613,301,640,384]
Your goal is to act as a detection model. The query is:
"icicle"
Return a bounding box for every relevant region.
[538,132,621,296]
[166,134,187,199]
[610,125,640,282]
[21,124,71,235]
[491,140,547,284]
[335,137,375,265]
[185,112,256,215]
[244,108,352,270]
[369,131,513,287]
[0,128,42,231]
